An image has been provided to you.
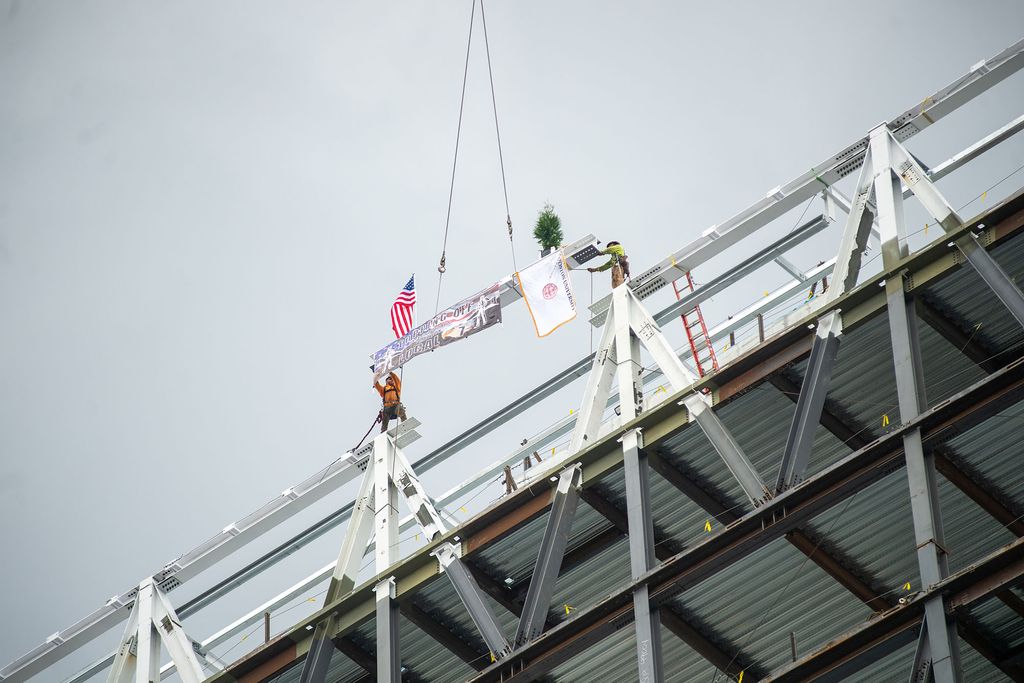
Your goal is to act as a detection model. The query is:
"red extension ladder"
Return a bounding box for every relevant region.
[673,272,719,377]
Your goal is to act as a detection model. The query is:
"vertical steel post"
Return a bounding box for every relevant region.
[622,428,664,683]
[872,125,962,682]
[375,436,399,574]
[775,311,843,492]
[300,444,378,683]
[515,465,583,646]
[374,578,400,683]
[614,285,644,423]
[133,580,160,683]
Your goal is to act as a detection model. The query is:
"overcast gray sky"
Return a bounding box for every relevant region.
[3,1,1024,679]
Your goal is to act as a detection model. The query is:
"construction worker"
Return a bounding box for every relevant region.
[588,241,629,288]
[374,371,407,433]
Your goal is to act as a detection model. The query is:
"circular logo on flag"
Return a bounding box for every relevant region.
[542,283,558,300]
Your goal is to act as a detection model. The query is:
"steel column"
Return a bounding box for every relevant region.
[775,311,843,492]
[515,465,583,646]
[873,123,962,683]
[614,286,644,423]
[374,578,400,683]
[622,429,664,683]
[300,445,379,683]
[375,436,399,573]
[133,581,159,683]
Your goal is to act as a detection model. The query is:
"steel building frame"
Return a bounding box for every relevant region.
[212,186,1024,681]
[5,36,1024,683]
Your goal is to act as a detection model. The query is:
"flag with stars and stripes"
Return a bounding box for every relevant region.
[390,275,416,338]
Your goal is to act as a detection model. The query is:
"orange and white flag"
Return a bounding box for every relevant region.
[519,250,577,337]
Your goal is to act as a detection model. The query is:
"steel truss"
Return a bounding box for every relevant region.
[106,579,206,683]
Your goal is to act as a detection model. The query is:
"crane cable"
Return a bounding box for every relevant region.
[434,0,519,314]
[435,0,477,315]
[479,0,519,279]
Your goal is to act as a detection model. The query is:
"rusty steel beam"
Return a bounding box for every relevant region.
[653,440,892,614]
[202,195,1024,683]
[998,589,1024,620]
[956,618,1024,682]
[332,637,375,676]
[465,561,522,618]
[659,607,766,679]
[784,529,893,613]
[765,537,1024,682]
[916,296,1002,374]
[934,451,1024,537]
[579,488,681,559]
[649,450,739,524]
[400,603,488,670]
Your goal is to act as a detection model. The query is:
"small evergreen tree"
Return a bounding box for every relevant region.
[533,203,564,251]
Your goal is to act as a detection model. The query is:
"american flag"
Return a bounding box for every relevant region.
[390,275,416,338]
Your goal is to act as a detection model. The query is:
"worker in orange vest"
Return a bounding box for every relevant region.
[374,371,407,433]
